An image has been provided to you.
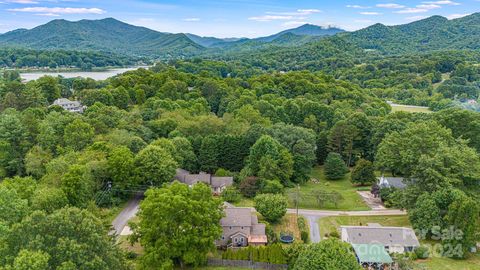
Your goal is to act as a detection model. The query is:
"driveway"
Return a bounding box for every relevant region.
[110,194,142,236]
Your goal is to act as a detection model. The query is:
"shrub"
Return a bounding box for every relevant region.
[415,246,430,259]
[254,194,288,223]
[300,231,309,243]
[350,159,376,186]
[221,186,241,203]
[260,179,284,194]
[239,176,259,198]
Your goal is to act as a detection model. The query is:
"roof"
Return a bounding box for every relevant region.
[184,173,211,185]
[221,207,254,227]
[211,176,233,188]
[352,244,393,264]
[342,226,420,247]
[252,223,266,235]
[378,177,407,189]
[248,235,268,244]
[52,98,81,106]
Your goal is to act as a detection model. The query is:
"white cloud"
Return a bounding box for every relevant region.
[7,0,39,4]
[447,13,471,19]
[395,8,429,14]
[346,5,370,9]
[8,6,105,14]
[417,4,442,9]
[422,0,460,5]
[376,3,405,9]
[297,9,321,15]
[35,12,60,16]
[183,18,200,22]
[359,12,382,15]
[248,15,293,22]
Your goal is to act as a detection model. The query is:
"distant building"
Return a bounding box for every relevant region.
[217,206,267,247]
[175,169,233,194]
[341,223,420,254]
[51,98,85,113]
[377,176,408,189]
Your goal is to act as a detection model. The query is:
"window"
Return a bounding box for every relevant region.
[234,238,237,243]
[222,236,224,240]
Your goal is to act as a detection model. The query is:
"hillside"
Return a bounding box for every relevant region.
[0,18,204,58]
[257,24,345,43]
[344,13,480,54]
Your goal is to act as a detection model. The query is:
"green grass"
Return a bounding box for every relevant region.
[318,215,411,237]
[390,104,432,113]
[285,167,370,211]
[415,253,480,270]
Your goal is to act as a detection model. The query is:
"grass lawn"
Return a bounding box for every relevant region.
[285,166,370,211]
[390,104,432,113]
[270,213,305,243]
[318,215,411,238]
[415,253,480,270]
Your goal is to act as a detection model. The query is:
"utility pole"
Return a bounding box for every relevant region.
[296,184,300,218]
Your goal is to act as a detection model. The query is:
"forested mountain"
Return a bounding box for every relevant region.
[257,24,345,43]
[185,34,245,48]
[0,18,203,58]
[344,13,480,54]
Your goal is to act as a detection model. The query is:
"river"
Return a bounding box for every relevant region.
[20,67,147,82]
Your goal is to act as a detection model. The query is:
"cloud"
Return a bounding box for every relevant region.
[35,12,60,16]
[296,9,321,15]
[7,0,39,3]
[7,6,105,14]
[346,5,370,9]
[359,12,382,15]
[422,0,460,5]
[416,4,441,9]
[447,13,471,19]
[183,17,200,22]
[376,3,405,9]
[248,15,292,22]
[395,8,429,14]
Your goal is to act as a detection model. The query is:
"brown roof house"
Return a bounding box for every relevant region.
[175,169,233,194]
[217,206,268,247]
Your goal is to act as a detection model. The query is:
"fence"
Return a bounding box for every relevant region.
[207,258,288,270]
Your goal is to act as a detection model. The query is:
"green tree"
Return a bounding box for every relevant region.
[221,186,242,203]
[132,182,223,268]
[134,145,177,186]
[31,187,69,214]
[254,193,287,223]
[198,135,219,173]
[35,76,60,103]
[293,239,361,270]
[409,194,443,238]
[0,186,29,225]
[10,250,50,270]
[60,165,94,208]
[324,152,348,180]
[24,145,52,178]
[63,119,95,151]
[107,146,136,193]
[350,159,376,186]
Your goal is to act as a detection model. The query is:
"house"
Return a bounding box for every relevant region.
[175,169,233,194]
[377,176,407,189]
[51,98,85,113]
[351,244,393,270]
[341,223,420,254]
[217,206,267,247]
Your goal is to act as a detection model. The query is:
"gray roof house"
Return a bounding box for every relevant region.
[51,98,85,113]
[377,176,408,189]
[175,169,233,194]
[217,206,267,247]
[341,223,420,254]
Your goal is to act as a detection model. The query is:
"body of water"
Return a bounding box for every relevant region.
[20,67,147,82]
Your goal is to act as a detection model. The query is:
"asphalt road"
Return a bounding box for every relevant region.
[110,194,142,236]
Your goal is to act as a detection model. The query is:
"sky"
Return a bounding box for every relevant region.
[0,0,478,38]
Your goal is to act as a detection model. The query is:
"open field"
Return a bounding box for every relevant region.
[415,254,480,270]
[285,167,370,211]
[390,103,432,113]
[271,213,304,243]
[318,215,411,237]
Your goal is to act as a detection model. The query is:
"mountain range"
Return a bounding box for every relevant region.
[0,13,479,59]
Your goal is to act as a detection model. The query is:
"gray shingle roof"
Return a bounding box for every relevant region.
[211,177,233,188]
[378,177,408,189]
[220,207,253,227]
[342,226,420,247]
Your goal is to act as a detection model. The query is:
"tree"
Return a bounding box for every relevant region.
[221,186,242,203]
[31,187,69,214]
[24,145,52,178]
[132,182,223,268]
[35,76,60,103]
[254,194,287,223]
[324,152,348,180]
[63,119,95,151]
[350,159,376,186]
[198,135,219,173]
[134,145,178,186]
[1,207,127,270]
[107,146,136,193]
[60,165,94,208]
[293,239,361,270]
[246,135,294,186]
[10,250,50,270]
[0,186,29,225]
[409,194,443,238]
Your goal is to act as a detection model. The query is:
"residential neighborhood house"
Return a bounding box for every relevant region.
[341,223,420,253]
[377,176,408,189]
[51,98,85,113]
[175,169,233,194]
[217,205,268,247]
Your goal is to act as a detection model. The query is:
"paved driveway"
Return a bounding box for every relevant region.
[110,194,142,236]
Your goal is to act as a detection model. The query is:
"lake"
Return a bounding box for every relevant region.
[20,67,147,82]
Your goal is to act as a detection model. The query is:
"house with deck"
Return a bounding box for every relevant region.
[51,98,85,113]
[175,169,233,194]
[217,206,267,247]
